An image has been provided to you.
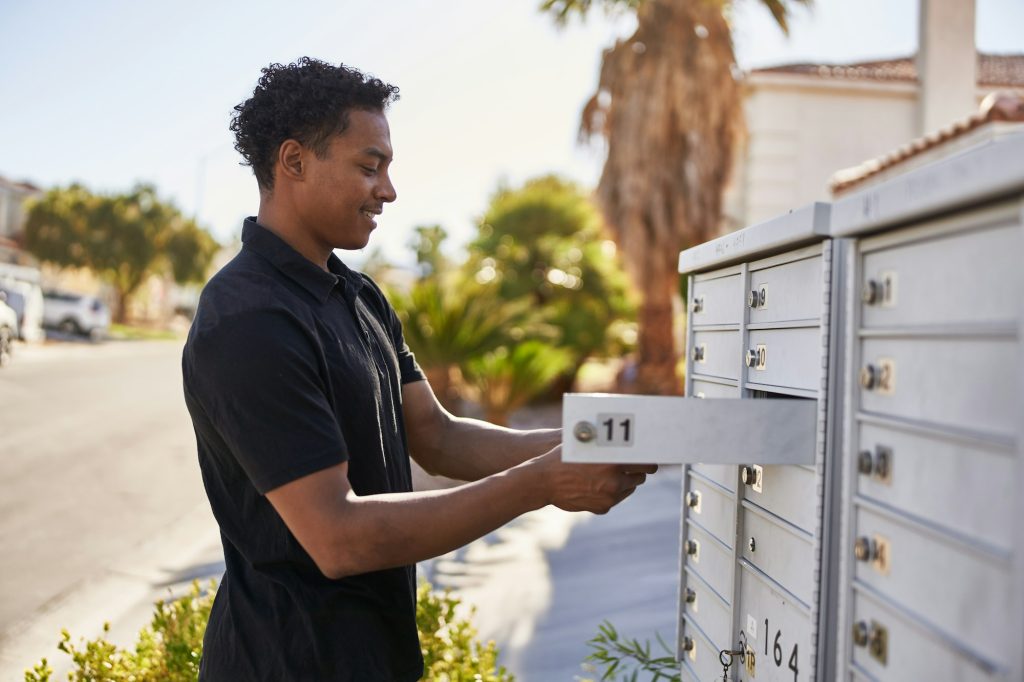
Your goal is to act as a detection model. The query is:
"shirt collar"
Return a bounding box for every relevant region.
[240,217,363,303]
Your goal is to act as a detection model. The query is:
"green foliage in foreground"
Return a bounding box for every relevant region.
[27,581,512,682]
[583,620,680,682]
[416,583,514,681]
[26,580,215,682]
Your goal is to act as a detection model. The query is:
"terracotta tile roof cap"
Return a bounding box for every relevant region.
[830,91,1024,194]
[752,52,1024,87]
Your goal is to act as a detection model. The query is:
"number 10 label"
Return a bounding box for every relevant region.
[596,413,634,446]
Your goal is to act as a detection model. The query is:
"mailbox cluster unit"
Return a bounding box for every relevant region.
[831,135,1024,681]
[677,203,841,682]
[562,133,1024,681]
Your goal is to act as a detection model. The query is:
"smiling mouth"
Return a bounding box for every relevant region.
[362,210,380,220]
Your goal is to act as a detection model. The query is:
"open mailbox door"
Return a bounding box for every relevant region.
[562,393,817,465]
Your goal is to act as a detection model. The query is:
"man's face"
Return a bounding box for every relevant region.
[297,108,397,251]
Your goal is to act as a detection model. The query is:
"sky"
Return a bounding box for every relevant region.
[1,0,1022,267]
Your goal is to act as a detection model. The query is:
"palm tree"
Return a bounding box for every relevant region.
[542,0,809,394]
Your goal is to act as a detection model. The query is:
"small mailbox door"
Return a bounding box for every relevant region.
[561,393,816,465]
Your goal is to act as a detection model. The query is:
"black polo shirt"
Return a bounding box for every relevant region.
[182,218,425,681]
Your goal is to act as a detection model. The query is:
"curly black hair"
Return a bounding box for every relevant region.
[230,57,400,191]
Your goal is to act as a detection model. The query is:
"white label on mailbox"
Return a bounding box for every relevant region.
[755,344,767,371]
[595,413,634,446]
[880,270,897,307]
[747,614,758,638]
[876,357,896,395]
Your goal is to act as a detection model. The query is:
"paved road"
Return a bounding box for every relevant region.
[0,340,216,673]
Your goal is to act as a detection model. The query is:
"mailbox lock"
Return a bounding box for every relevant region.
[854,536,877,562]
[860,364,878,389]
[684,540,699,556]
[685,491,700,508]
[692,345,706,362]
[862,279,882,305]
[682,636,695,652]
[857,449,874,474]
[745,349,757,367]
[748,536,756,552]
[692,296,704,313]
[747,290,758,308]
[684,588,697,604]
[573,422,597,443]
[852,621,869,647]
[741,465,759,486]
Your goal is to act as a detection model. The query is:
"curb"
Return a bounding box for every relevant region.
[0,502,221,679]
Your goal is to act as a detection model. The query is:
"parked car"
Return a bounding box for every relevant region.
[42,290,111,339]
[0,291,17,366]
[0,281,45,342]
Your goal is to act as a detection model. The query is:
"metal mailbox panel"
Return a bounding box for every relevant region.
[680,620,728,682]
[690,379,739,399]
[856,422,1015,551]
[691,272,743,326]
[690,464,737,493]
[849,590,1003,681]
[858,336,1019,437]
[681,569,732,651]
[740,508,815,606]
[692,329,742,381]
[742,464,818,535]
[860,222,1021,329]
[685,475,736,547]
[683,521,733,604]
[852,506,1013,667]
[562,395,817,464]
[746,327,822,391]
[749,255,824,325]
[736,564,813,682]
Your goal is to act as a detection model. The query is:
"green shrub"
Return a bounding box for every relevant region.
[26,580,510,682]
[416,583,514,682]
[582,620,680,682]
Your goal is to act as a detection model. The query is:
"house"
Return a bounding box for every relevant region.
[723,0,1024,233]
[0,175,42,266]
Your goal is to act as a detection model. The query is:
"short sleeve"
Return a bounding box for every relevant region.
[184,307,348,494]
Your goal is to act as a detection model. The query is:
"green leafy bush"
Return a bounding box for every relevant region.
[27,581,511,682]
[416,583,514,681]
[25,580,214,682]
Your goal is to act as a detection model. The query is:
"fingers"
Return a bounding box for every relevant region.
[620,464,659,475]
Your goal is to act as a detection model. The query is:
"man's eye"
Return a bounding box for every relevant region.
[361,166,378,175]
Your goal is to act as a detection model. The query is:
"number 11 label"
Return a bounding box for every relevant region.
[596,413,634,446]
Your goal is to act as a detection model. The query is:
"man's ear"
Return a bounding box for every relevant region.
[277,139,305,182]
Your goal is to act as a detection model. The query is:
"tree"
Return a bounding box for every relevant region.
[469,175,635,388]
[24,183,220,323]
[542,0,809,394]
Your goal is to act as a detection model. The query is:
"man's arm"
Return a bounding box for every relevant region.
[267,449,654,579]
[401,379,559,481]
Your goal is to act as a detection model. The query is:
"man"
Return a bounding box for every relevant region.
[183,57,656,681]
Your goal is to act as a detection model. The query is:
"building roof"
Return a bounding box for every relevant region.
[830,91,1024,194]
[752,52,1024,87]
[0,175,41,194]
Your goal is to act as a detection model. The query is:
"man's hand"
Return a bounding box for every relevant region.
[527,445,658,514]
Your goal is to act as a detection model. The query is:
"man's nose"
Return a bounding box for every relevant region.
[377,173,397,203]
